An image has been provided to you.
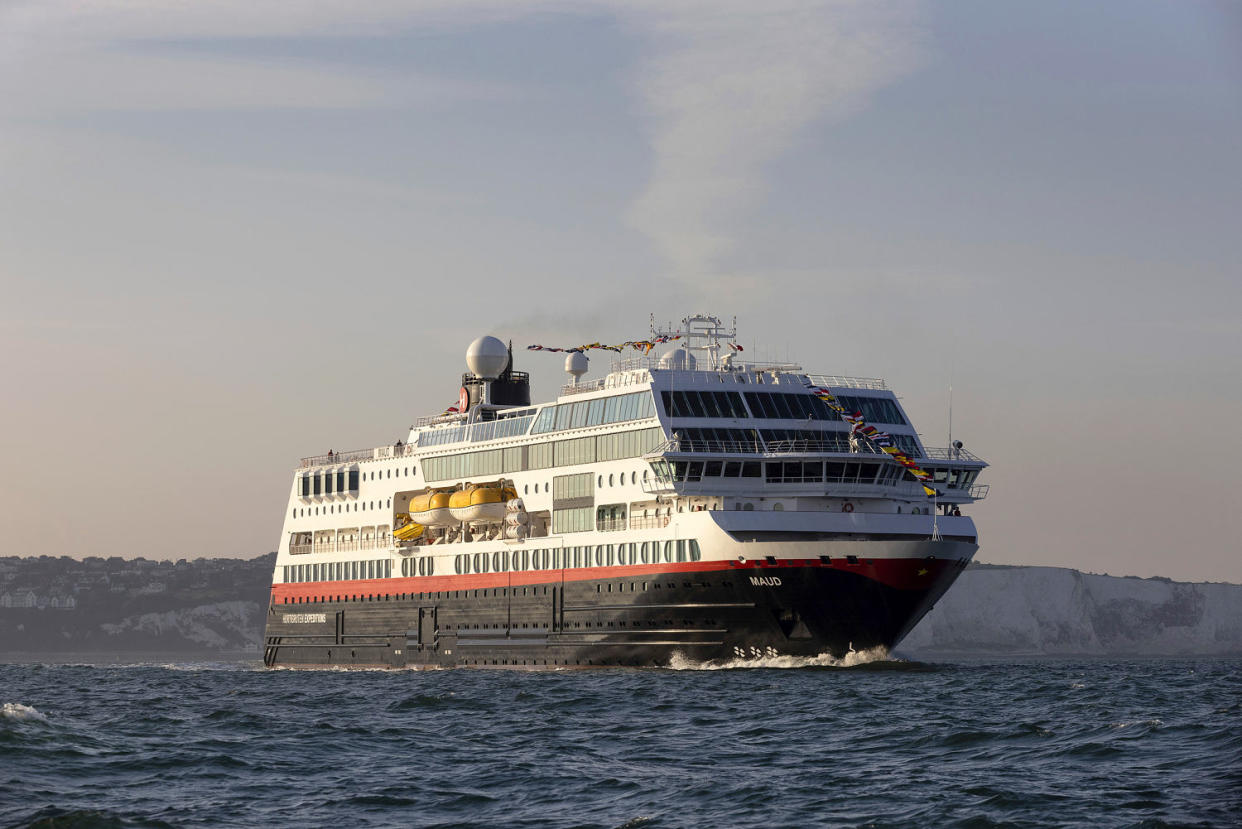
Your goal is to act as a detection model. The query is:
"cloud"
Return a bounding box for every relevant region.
[618,0,923,284]
[0,0,554,116]
[1,0,923,277]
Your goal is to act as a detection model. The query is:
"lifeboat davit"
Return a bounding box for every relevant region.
[449,484,517,523]
[409,491,454,527]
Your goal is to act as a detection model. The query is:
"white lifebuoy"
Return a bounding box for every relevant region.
[841,502,855,513]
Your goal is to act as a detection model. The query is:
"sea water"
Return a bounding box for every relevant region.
[1,657,1238,828]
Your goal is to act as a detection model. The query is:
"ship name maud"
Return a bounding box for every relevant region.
[749,576,782,587]
[281,612,327,624]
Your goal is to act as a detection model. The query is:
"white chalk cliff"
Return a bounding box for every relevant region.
[899,566,1242,657]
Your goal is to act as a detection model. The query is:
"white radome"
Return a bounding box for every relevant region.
[565,351,589,381]
[659,347,695,370]
[466,335,509,380]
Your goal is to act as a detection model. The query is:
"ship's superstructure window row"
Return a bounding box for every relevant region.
[467,414,535,443]
[300,469,361,497]
[284,559,393,583]
[283,540,703,584]
[422,426,664,481]
[660,389,908,426]
[651,458,910,486]
[827,395,907,426]
[531,391,657,435]
[672,427,921,457]
[451,540,703,575]
[661,390,750,419]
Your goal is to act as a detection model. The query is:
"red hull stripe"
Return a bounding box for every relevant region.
[269,556,957,604]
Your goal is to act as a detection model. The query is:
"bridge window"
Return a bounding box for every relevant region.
[832,394,907,425]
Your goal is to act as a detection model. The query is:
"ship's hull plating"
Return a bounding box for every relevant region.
[262,549,973,668]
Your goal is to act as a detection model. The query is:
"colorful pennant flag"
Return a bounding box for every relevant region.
[526,335,683,356]
[803,379,939,498]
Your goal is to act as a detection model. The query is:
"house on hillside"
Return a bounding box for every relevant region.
[0,588,38,608]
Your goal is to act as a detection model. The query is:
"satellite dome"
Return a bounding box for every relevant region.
[658,347,696,370]
[565,351,589,381]
[466,336,509,380]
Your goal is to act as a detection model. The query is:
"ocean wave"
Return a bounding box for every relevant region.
[666,645,892,670]
[1,658,1237,828]
[2,702,48,723]
[11,806,174,828]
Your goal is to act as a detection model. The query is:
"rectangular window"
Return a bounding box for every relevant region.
[529,442,553,470]
[570,401,588,429]
[532,406,558,434]
[772,394,796,419]
[554,436,596,467]
[604,395,621,422]
[553,472,593,500]
[719,391,746,418]
[586,398,605,426]
[743,392,769,418]
[554,404,573,431]
[553,506,592,533]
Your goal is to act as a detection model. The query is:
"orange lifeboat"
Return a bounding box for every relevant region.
[409,490,454,527]
[449,483,517,523]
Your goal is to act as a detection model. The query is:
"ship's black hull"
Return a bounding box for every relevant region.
[263,560,966,668]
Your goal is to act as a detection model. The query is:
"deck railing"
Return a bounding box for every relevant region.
[804,374,889,391]
[628,515,669,530]
[299,448,373,468]
[923,446,987,463]
[560,378,608,396]
[649,437,889,457]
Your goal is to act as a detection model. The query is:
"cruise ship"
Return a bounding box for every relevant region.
[263,315,988,668]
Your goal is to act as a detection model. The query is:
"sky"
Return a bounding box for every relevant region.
[2,0,1240,582]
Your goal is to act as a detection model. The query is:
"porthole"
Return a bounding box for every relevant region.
[608,474,614,487]
[598,475,603,487]
[631,471,636,485]
[524,485,529,495]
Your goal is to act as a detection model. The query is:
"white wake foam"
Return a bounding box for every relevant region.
[667,646,892,671]
[2,702,48,723]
